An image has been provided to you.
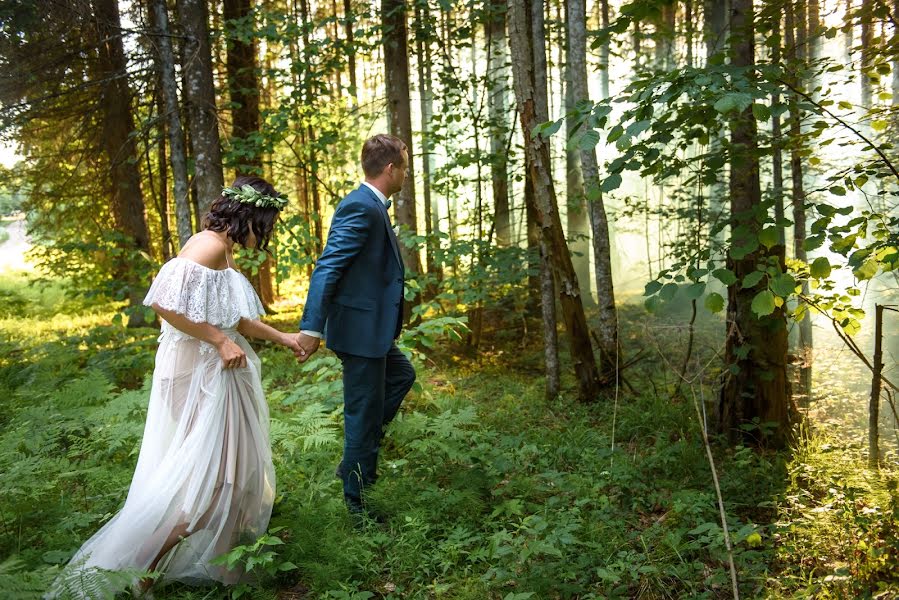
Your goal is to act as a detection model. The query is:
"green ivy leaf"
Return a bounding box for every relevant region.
[751,290,776,317]
[705,292,725,313]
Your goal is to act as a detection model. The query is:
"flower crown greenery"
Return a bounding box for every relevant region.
[221,184,288,210]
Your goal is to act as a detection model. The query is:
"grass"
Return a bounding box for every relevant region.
[0,272,897,599]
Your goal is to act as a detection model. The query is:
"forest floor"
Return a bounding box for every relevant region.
[0,269,898,599]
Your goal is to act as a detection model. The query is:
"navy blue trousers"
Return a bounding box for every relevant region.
[334,344,415,509]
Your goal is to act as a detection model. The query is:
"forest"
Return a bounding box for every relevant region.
[0,0,898,597]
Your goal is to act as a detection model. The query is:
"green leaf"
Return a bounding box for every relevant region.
[872,119,888,131]
[741,271,765,289]
[829,185,846,196]
[712,268,738,286]
[626,120,652,137]
[644,295,660,312]
[751,290,776,317]
[578,129,601,150]
[752,103,771,121]
[758,227,780,249]
[804,234,826,252]
[659,282,679,301]
[685,282,706,299]
[607,124,624,143]
[705,292,725,313]
[714,95,737,114]
[771,273,797,296]
[853,259,879,280]
[600,173,622,192]
[644,280,663,296]
[810,256,832,278]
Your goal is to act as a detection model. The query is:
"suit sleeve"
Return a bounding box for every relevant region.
[300,198,375,332]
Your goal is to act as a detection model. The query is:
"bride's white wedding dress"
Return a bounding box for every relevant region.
[51,257,276,597]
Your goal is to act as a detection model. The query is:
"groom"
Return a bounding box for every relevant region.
[295,133,416,518]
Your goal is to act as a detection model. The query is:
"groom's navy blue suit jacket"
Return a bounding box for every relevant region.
[300,184,405,358]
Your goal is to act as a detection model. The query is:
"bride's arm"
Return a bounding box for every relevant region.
[237,318,303,354]
[152,304,248,369]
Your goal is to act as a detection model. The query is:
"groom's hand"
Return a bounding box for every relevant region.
[295,332,321,362]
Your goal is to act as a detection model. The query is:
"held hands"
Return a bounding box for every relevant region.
[292,332,320,363]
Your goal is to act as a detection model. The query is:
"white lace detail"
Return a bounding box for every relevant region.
[143,257,265,328]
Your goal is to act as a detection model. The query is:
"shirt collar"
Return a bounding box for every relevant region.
[362,181,389,206]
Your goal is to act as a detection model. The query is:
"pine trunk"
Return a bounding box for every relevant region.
[92,0,152,327]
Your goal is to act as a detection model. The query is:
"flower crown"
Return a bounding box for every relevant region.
[222,184,288,210]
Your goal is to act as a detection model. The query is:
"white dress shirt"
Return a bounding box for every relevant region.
[300,182,389,339]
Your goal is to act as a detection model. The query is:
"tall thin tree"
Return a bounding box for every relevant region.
[148,0,192,248]
[92,0,153,326]
[178,0,224,216]
[509,0,602,403]
[718,0,795,447]
[382,0,421,276]
[568,0,618,379]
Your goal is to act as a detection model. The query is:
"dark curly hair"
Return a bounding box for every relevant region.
[203,176,282,253]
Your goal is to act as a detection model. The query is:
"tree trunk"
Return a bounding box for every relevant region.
[704,0,727,63]
[382,0,421,277]
[178,0,224,217]
[568,0,618,379]
[224,0,273,308]
[894,0,899,107]
[563,0,593,306]
[509,0,602,402]
[786,0,813,404]
[861,0,873,108]
[685,0,694,68]
[224,0,261,173]
[718,0,795,447]
[344,0,358,99]
[540,239,561,399]
[488,0,511,247]
[772,13,785,247]
[656,2,675,70]
[149,0,192,248]
[154,81,173,261]
[416,1,440,284]
[599,0,610,98]
[92,0,152,327]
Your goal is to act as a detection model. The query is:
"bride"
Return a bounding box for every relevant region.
[51,176,300,598]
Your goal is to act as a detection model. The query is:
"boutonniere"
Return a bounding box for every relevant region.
[393,225,400,236]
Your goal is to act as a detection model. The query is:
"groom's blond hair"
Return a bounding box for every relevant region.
[361,134,407,178]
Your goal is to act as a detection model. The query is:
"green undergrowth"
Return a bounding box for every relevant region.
[0,274,896,599]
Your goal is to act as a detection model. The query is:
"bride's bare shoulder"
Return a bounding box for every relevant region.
[177,231,229,270]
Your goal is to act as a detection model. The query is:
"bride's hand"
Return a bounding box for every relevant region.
[216,337,247,369]
[279,332,303,355]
